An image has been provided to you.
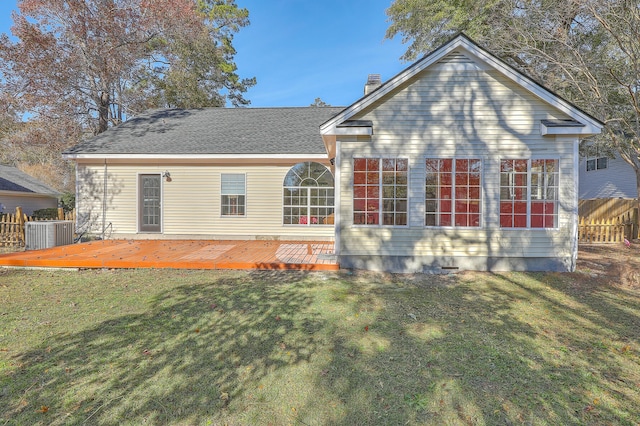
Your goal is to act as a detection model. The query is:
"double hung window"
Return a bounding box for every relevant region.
[500,159,558,228]
[425,159,481,227]
[221,174,246,216]
[353,158,408,226]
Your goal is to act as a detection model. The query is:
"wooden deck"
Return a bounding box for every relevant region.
[0,240,339,271]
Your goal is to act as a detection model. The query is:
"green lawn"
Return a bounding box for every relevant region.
[1,245,639,425]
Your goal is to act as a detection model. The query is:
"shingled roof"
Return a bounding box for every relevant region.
[0,165,59,196]
[64,107,345,156]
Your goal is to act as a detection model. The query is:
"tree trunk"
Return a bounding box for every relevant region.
[636,167,640,239]
[98,91,110,134]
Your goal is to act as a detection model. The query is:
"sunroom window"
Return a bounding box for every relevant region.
[353,158,408,226]
[425,158,482,227]
[500,159,559,228]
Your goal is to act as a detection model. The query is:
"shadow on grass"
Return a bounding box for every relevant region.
[1,268,639,425]
[2,271,324,424]
[303,271,640,425]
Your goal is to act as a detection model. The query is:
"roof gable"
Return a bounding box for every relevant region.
[0,165,59,196]
[321,33,603,136]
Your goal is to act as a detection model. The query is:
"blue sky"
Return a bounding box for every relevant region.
[0,0,410,108]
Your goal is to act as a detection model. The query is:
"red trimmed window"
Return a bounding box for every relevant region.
[425,159,481,227]
[500,159,558,228]
[353,158,408,226]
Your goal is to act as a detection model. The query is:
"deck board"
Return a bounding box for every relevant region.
[0,240,338,271]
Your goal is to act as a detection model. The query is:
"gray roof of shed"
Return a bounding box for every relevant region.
[0,164,59,196]
[64,107,345,156]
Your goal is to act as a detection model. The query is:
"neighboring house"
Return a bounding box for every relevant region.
[63,34,604,272]
[579,152,637,199]
[0,164,60,216]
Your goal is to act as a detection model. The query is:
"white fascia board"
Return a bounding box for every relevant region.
[63,153,329,161]
[540,123,602,136]
[0,190,58,198]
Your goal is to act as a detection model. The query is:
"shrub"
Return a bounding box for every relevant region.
[32,208,59,220]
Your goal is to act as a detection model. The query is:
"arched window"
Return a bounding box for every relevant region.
[283,162,334,225]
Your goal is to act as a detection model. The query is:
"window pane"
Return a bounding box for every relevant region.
[355,157,407,226]
[596,157,607,170]
[425,158,481,227]
[354,158,367,171]
[283,162,334,225]
[500,158,558,228]
[221,174,246,216]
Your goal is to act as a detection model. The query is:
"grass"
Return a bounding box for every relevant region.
[1,244,639,425]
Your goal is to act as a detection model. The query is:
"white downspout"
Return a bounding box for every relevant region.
[102,159,107,240]
[334,140,341,257]
[571,137,579,271]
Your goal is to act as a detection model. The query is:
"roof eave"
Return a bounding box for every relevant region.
[63,153,330,161]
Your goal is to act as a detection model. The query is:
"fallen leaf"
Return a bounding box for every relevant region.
[364,326,369,332]
[220,392,230,407]
[39,406,48,413]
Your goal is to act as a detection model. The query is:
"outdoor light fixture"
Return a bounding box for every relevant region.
[330,157,335,165]
[162,171,172,182]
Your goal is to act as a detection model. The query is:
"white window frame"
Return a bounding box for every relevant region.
[221,173,246,217]
[499,158,559,229]
[282,162,334,226]
[424,158,483,228]
[586,156,608,172]
[352,157,409,227]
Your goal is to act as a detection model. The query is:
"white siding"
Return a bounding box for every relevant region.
[337,53,580,270]
[76,162,334,240]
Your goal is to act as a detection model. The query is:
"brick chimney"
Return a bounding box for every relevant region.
[364,74,382,95]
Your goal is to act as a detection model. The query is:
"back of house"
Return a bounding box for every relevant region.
[64,34,603,272]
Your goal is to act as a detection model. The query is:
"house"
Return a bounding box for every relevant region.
[0,164,60,215]
[63,34,604,272]
[579,151,637,199]
[63,107,344,241]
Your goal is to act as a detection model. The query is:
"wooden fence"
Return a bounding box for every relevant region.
[0,207,76,248]
[579,198,638,242]
[578,212,636,243]
[579,198,637,220]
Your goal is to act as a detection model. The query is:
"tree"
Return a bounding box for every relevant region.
[310,98,330,107]
[0,0,255,192]
[386,0,640,216]
[0,0,255,135]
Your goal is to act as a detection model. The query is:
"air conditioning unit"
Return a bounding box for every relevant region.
[25,221,74,251]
